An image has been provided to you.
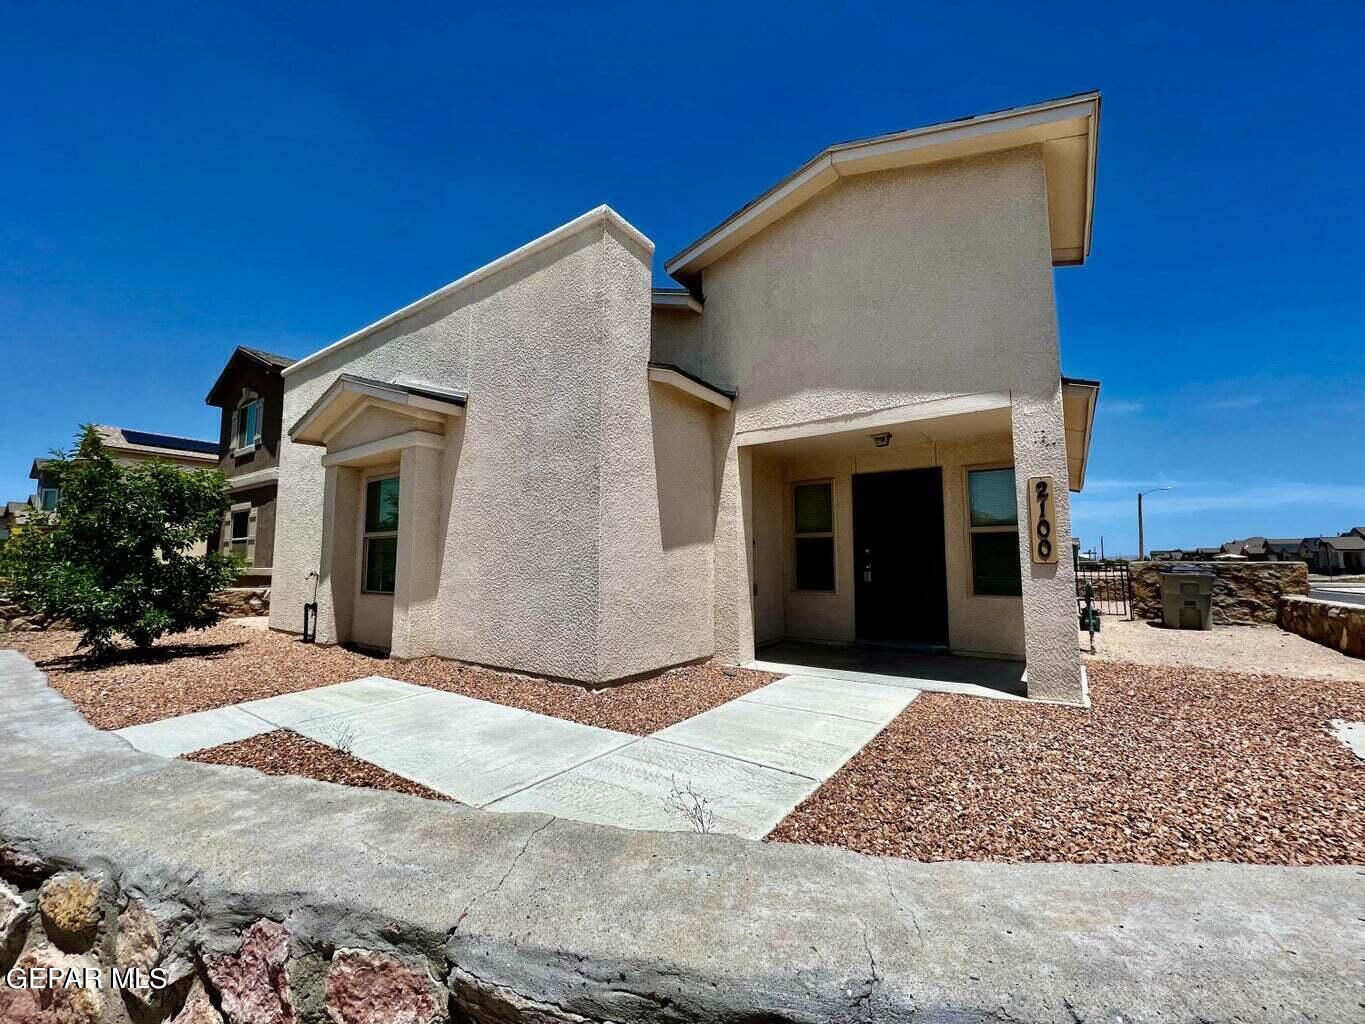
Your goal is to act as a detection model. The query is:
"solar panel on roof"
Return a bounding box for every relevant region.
[118,430,219,455]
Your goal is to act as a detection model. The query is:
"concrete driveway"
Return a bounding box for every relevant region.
[115,671,920,839]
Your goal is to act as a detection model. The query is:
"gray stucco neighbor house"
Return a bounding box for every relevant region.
[270,92,1102,704]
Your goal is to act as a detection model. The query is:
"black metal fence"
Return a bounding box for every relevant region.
[1075,560,1132,619]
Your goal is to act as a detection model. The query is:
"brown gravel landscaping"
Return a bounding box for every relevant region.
[769,660,1365,864]
[184,730,452,802]
[2,623,777,734]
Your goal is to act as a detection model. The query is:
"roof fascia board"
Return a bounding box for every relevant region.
[284,206,653,380]
[650,290,705,314]
[1061,378,1100,492]
[647,366,733,410]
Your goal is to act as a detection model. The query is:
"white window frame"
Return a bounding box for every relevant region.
[361,474,400,595]
[792,478,837,593]
[38,487,60,511]
[231,390,263,455]
[964,463,1022,598]
[225,500,255,567]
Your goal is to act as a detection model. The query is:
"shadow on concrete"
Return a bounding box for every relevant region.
[752,639,1027,698]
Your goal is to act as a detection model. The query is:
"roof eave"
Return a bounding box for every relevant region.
[665,91,1100,286]
[1061,376,1100,493]
[205,346,291,405]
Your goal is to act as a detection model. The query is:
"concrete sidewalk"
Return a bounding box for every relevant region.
[113,671,919,838]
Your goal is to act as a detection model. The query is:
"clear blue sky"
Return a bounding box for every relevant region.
[2,1,1362,556]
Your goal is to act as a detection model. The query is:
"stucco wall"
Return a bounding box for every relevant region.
[596,329,717,677]
[649,307,704,378]
[701,147,1078,695]
[272,212,709,683]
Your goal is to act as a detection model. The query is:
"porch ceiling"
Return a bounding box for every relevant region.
[747,404,1011,459]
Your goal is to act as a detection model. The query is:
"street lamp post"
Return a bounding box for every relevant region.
[1137,486,1173,560]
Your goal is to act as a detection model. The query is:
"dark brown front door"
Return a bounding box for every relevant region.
[852,468,949,646]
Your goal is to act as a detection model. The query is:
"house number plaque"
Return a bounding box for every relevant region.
[1027,476,1058,564]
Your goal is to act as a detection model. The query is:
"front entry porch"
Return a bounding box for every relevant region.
[733,387,1092,705]
[748,639,1028,701]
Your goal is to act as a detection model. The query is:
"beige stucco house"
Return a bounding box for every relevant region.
[270,92,1102,704]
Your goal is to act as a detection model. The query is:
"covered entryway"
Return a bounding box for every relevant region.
[852,467,948,647]
[744,393,1028,668]
[288,373,466,658]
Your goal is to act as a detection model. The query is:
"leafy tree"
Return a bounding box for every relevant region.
[0,425,241,654]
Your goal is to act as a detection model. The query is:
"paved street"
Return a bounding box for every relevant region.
[1310,584,1365,607]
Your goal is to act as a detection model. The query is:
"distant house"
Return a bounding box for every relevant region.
[3,425,218,550]
[1263,538,1306,562]
[204,346,295,588]
[1351,527,1365,541]
[1149,549,1183,561]
[1309,534,1365,575]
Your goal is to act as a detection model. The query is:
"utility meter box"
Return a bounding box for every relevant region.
[1159,566,1214,630]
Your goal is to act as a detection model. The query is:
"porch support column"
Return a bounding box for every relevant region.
[316,464,360,646]
[713,439,756,665]
[1010,386,1085,704]
[390,444,442,659]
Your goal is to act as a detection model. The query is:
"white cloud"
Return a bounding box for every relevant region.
[1100,399,1144,415]
[1074,480,1365,518]
[1083,476,1187,491]
[1207,395,1262,411]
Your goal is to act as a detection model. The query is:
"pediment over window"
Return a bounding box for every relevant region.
[289,375,466,450]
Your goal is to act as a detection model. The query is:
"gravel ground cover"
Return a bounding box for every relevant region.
[1087,616,1365,682]
[183,730,451,802]
[3,624,777,734]
[769,660,1365,864]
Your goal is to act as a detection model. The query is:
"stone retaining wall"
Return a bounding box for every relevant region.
[1129,561,1308,625]
[1,649,1358,1023]
[0,600,68,633]
[0,588,268,632]
[1278,596,1365,659]
[208,587,271,619]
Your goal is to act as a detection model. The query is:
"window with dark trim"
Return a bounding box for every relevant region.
[793,481,835,591]
[362,476,399,594]
[233,395,263,452]
[968,467,1022,596]
[229,508,251,563]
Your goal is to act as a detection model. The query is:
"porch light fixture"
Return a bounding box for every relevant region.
[870,432,892,447]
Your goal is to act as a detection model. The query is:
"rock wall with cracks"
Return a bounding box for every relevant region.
[1,649,1361,1024]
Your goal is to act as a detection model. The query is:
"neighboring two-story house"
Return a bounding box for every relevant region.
[3,426,219,548]
[205,347,295,587]
[270,92,1102,705]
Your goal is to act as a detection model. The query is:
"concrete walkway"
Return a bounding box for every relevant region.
[114,671,919,838]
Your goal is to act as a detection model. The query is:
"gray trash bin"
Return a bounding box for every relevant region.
[1159,566,1214,630]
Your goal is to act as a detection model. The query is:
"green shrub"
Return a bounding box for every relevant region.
[0,425,242,654]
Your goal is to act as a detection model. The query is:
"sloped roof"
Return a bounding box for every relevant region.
[1322,534,1365,551]
[666,91,1100,285]
[95,425,218,461]
[205,345,296,404]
